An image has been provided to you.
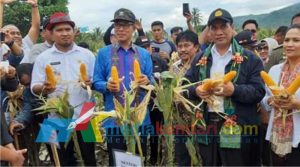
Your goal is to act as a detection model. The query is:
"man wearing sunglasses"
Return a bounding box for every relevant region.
[242,19,259,41]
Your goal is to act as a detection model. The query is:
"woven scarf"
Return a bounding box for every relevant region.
[270,62,299,156]
[198,39,244,115]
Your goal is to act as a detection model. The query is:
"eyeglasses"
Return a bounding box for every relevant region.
[114,22,133,29]
[246,29,257,33]
[256,46,268,52]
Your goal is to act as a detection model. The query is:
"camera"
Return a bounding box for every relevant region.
[152,47,160,53]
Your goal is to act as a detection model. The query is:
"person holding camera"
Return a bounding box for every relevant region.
[150,21,176,61]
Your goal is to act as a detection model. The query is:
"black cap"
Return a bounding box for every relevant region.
[40,18,50,31]
[170,26,183,34]
[135,36,150,48]
[111,8,136,23]
[234,30,256,45]
[208,8,233,26]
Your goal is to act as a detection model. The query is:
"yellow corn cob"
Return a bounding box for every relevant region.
[260,71,277,87]
[223,71,237,84]
[80,63,88,81]
[201,79,213,91]
[133,59,141,81]
[45,64,57,88]
[286,75,300,95]
[111,65,119,88]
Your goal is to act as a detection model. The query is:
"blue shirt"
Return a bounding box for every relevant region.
[93,44,154,127]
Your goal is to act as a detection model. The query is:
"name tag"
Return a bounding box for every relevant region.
[50,61,61,65]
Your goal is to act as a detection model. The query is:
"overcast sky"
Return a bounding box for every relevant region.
[68,0,299,32]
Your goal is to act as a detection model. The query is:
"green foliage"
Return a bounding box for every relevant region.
[75,27,105,53]
[191,7,203,33]
[233,2,300,29]
[3,0,69,36]
[257,28,275,40]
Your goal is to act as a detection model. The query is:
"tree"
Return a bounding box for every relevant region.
[75,27,104,53]
[191,7,203,33]
[3,0,69,36]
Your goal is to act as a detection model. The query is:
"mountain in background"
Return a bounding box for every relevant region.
[233,2,300,29]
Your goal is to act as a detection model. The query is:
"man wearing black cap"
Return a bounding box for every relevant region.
[234,30,257,51]
[185,8,265,166]
[170,26,183,43]
[93,8,154,166]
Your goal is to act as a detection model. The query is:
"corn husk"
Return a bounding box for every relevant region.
[5,84,24,119]
[111,81,154,160]
[153,71,205,166]
[33,90,74,119]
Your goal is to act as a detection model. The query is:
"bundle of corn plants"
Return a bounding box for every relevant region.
[153,71,205,166]
[113,81,154,162]
[32,90,85,166]
[4,84,24,119]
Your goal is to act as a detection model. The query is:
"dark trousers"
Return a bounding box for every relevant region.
[149,109,163,164]
[271,146,300,166]
[106,127,148,166]
[56,131,96,166]
[260,123,271,166]
[198,113,261,166]
[174,130,191,166]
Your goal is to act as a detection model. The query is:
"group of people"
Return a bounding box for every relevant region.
[1,0,300,166]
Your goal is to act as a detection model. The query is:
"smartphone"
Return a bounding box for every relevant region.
[0,32,5,42]
[183,3,190,16]
[152,47,160,53]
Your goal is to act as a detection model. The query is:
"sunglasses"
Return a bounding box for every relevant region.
[246,29,257,33]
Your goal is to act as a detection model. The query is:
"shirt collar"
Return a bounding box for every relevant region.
[44,41,53,48]
[114,43,137,53]
[211,44,233,57]
[51,42,80,54]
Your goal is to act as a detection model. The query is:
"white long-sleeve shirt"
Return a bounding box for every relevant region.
[31,43,95,119]
[261,63,300,148]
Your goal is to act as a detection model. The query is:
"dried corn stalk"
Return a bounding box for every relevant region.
[112,81,155,161]
[154,71,204,166]
[5,84,24,119]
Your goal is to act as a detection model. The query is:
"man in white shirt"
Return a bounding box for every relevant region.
[31,12,96,166]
